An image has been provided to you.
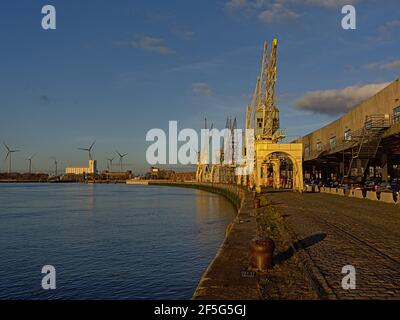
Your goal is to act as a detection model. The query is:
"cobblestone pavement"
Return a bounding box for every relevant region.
[266,190,400,299]
[256,194,316,300]
[193,186,316,300]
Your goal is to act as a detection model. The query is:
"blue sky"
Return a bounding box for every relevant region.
[0,0,399,174]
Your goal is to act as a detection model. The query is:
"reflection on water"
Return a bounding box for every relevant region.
[0,183,236,300]
[194,189,234,247]
[86,184,94,212]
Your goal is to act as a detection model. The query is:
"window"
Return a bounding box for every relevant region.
[330,136,337,150]
[394,106,400,124]
[257,118,263,128]
[304,146,310,157]
[316,141,322,151]
[344,129,352,141]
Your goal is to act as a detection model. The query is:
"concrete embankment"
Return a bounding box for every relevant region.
[149,182,243,210]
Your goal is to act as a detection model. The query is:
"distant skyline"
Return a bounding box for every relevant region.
[0,0,399,174]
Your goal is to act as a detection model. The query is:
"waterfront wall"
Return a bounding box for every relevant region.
[149,181,246,211]
[149,181,262,299]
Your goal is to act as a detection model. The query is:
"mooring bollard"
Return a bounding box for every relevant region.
[249,237,275,271]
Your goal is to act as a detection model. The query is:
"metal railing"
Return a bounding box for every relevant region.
[304,114,392,161]
[344,114,391,178]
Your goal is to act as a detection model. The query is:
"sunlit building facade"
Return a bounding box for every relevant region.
[66,160,97,175]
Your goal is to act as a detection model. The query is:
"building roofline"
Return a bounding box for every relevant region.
[296,78,399,140]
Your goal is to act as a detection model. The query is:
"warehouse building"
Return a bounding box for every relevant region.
[294,79,400,182]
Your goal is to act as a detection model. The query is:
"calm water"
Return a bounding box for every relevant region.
[0,183,236,300]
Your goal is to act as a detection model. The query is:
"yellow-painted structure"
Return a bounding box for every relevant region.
[253,142,303,193]
[196,38,304,193]
[248,38,303,193]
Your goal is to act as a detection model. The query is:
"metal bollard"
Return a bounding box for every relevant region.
[249,237,275,271]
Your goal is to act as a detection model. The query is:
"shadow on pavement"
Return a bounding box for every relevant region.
[264,189,293,194]
[274,233,327,265]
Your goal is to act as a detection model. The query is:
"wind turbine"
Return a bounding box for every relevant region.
[26,153,36,174]
[3,142,20,174]
[78,140,96,160]
[106,156,116,172]
[115,150,128,172]
[51,157,58,176]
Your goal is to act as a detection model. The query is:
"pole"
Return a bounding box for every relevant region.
[9,153,11,174]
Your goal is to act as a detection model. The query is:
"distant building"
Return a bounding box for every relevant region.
[149,166,159,179]
[171,171,196,182]
[101,171,133,181]
[145,166,175,180]
[145,166,195,181]
[66,160,97,175]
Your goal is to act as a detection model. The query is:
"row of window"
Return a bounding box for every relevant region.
[394,106,400,124]
[304,107,400,157]
[304,129,352,156]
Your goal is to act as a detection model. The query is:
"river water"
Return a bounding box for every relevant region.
[0,183,236,300]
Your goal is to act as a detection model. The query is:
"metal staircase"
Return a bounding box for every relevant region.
[345,114,391,179]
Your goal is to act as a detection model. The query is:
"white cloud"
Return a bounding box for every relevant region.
[282,0,359,8]
[258,3,299,23]
[225,0,360,13]
[379,20,400,33]
[366,59,400,71]
[225,0,299,23]
[225,0,248,10]
[115,35,175,54]
[192,83,213,96]
[225,0,355,23]
[369,20,400,44]
[294,82,390,115]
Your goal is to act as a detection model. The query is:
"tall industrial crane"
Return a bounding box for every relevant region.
[251,38,283,142]
[196,118,213,182]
